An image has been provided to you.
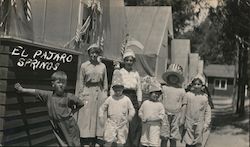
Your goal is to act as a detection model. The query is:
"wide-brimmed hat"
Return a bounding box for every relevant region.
[123,48,135,59]
[162,64,184,85]
[87,43,102,52]
[112,70,124,88]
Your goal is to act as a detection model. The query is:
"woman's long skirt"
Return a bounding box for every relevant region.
[77,86,107,138]
[123,89,142,147]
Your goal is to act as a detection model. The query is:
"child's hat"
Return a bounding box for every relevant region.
[191,73,206,85]
[162,64,184,84]
[87,43,102,52]
[123,48,136,59]
[112,70,124,88]
[149,80,162,93]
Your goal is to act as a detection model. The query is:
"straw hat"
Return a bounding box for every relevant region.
[123,48,135,59]
[162,64,184,85]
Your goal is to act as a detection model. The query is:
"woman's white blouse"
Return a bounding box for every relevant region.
[112,68,142,102]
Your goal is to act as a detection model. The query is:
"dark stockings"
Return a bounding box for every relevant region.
[161,139,176,147]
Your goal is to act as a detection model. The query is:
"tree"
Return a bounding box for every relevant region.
[208,0,250,115]
[180,18,225,64]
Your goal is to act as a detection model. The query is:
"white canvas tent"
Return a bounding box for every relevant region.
[188,53,200,82]
[171,39,191,86]
[1,0,126,60]
[125,6,173,82]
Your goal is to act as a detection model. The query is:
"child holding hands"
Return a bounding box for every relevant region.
[99,72,135,147]
[139,81,165,147]
[15,71,84,146]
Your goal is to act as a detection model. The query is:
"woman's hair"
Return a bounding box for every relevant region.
[51,71,67,81]
[88,47,101,55]
[123,56,136,62]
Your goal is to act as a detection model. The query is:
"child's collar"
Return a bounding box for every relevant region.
[53,91,66,97]
[190,90,205,96]
[112,95,123,99]
[166,83,181,88]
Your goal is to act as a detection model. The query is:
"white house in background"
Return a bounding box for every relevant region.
[204,64,236,97]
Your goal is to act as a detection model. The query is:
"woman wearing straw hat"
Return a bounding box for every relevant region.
[111,48,142,147]
[160,64,187,147]
[77,43,108,147]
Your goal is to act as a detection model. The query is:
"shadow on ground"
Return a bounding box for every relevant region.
[211,105,249,135]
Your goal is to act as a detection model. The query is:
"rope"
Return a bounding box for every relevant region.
[64,0,104,48]
[63,15,91,48]
[0,0,11,27]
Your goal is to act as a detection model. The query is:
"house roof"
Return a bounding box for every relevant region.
[204,64,235,78]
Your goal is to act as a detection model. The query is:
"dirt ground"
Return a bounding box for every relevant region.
[205,97,249,147]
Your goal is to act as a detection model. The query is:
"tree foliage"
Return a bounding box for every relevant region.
[209,0,250,64]
[181,0,250,65]
[181,18,225,64]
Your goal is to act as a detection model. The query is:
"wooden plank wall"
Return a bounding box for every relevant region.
[0,40,79,146]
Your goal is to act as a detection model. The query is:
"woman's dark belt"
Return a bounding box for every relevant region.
[123,89,139,110]
[123,89,136,95]
[85,82,102,87]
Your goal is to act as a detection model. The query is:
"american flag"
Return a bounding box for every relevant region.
[23,0,32,21]
[121,34,129,56]
[121,34,144,56]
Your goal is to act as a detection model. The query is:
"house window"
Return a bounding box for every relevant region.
[214,79,227,90]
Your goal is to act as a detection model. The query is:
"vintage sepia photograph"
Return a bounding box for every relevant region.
[0,0,249,146]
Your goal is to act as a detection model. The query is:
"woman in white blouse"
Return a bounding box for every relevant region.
[111,48,142,147]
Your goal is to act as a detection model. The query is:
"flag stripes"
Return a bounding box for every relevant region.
[23,0,32,21]
[121,34,129,56]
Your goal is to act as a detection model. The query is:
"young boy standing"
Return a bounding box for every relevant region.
[160,64,187,147]
[14,71,84,146]
[99,72,135,147]
[139,81,165,147]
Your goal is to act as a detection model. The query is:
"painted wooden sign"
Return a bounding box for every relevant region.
[8,42,77,71]
[0,38,80,146]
